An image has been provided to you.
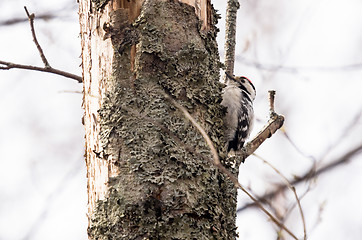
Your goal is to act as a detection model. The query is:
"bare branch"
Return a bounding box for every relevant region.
[24,6,51,68]
[0,60,82,83]
[58,90,83,94]
[224,0,240,76]
[0,14,57,26]
[216,163,298,239]
[281,129,317,162]
[242,114,284,158]
[237,143,362,212]
[317,107,362,162]
[255,154,307,240]
[22,158,83,239]
[0,7,82,83]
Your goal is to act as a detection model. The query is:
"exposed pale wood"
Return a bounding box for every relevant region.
[79,0,116,217]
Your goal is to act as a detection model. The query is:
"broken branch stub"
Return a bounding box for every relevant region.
[239,90,285,162]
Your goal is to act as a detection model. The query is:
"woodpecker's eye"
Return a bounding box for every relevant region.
[241,76,251,83]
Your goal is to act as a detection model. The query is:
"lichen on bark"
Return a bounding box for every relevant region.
[88,1,238,239]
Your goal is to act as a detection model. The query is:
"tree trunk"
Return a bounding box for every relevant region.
[79,0,238,239]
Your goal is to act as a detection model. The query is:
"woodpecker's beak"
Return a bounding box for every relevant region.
[224,71,235,81]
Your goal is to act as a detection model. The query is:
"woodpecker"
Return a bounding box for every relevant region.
[221,72,256,154]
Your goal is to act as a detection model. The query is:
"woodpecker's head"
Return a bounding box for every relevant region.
[225,72,256,101]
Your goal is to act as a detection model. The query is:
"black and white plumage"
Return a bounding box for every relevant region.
[221,73,256,153]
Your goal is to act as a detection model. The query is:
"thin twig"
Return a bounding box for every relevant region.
[164,92,298,240]
[22,158,83,239]
[317,107,362,163]
[238,143,362,212]
[217,164,298,240]
[58,90,83,94]
[0,60,82,83]
[254,153,307,240]
[0,7,82,83]
[0,14,57,26]
[24,6,50,68]
[221,166,299,239]
[163,93,220,165]
[281,128,317,162]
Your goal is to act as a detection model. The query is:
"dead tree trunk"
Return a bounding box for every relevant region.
[79,0,237,239]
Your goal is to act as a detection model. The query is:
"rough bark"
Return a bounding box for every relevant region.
[79,0,238,239]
